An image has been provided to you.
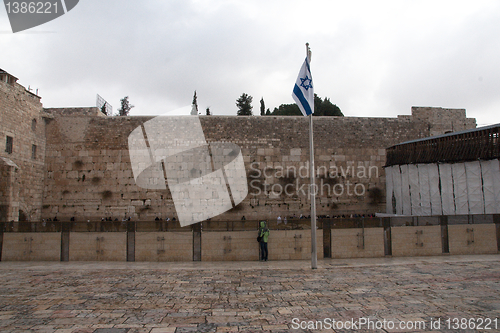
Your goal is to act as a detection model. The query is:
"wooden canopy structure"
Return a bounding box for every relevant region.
[386,124,500,167]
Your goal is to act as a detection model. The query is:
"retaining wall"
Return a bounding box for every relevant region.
[391,226,443,257]
[1,220,498,261]
[69,232,127,261]
[331,228,385,258]
[2,232,60,261]
[448,224,498,255]
[135,232,192,261]
[39,108,475,222]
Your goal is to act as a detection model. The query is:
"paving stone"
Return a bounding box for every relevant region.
[0,255,500,332]
[150,329,177,333]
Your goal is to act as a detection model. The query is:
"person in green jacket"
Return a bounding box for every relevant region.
[258,220,270,261]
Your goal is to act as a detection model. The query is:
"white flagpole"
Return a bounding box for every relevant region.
[307,43,318,269]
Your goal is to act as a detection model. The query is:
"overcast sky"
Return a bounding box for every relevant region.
[1,0,499,126]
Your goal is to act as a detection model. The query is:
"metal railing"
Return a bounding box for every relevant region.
[0,215,497,233]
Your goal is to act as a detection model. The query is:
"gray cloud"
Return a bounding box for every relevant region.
[1,0,499,126]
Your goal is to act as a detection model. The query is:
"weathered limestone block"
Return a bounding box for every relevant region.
[2,233,61,261]
[391,225,442,257]
[448,224,498,255]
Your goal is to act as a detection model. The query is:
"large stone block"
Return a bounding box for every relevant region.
[448,224,497,255]
[391,225,442,257]
[135,232,192,261]
[2,233,61,261]
[202,231,258,261]
[331,228,384,258]
[69,232,126,261]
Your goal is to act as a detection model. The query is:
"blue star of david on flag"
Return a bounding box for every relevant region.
[292,57,314,116]
[300,76,313,90]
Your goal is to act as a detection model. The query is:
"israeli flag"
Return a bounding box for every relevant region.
[292,57,314,116]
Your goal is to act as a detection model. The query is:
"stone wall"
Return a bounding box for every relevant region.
[267,230,324,260]
[1,232,61,261]
[0,78,46,222]
[199,230,323,261]
[135,231,192,261]
[409,106,476,136]
[0,69,478,223]
[40,109,475,222]
[391,225,443,256]
[69,232,127,261]
[0,219,497,261]
[202,231,258,261]
[0,157,19,222]
[44,107,105,118]
[331,228,385,258]
[448,224,498,255]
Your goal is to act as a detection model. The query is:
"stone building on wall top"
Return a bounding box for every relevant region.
[0,69,477,223]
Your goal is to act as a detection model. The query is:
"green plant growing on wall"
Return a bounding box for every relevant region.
[118,96,134,116]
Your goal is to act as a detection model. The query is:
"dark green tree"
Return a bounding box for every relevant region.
[320,97,343,116]
[118,96,134,116]
[314,95,343,116]
[269,104,301,116]
[236,93,253,116]
[269,94,343,117]
[206,107,211,116]
[314,94,323,115]
[260,97,265,116]
[191,90,198,115]
[100,102,108,116]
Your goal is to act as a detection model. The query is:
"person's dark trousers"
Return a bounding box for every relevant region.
[260,241,268,261]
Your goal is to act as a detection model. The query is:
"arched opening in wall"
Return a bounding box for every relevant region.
[31,119,37,132]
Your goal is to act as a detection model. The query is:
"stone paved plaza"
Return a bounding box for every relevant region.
[0,255,500,333]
